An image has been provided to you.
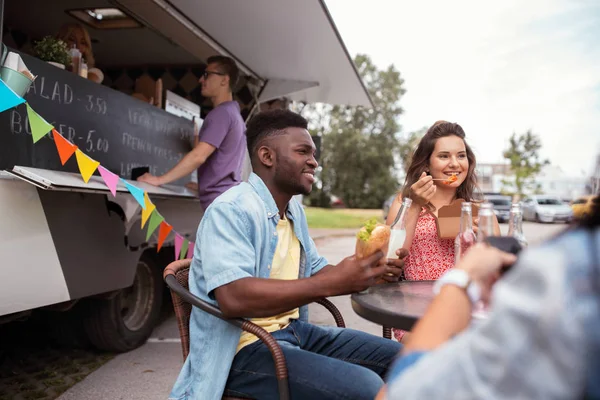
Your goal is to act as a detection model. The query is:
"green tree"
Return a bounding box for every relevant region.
[501,130,549,197]
[296,54,407,209]
[398,127,427,175]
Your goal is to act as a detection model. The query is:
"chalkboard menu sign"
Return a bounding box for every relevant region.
[0,50,194,186]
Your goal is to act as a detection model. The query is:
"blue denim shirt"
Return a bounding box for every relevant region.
[169,173,328,400]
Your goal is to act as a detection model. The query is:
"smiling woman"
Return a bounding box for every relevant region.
[386,120,500,343]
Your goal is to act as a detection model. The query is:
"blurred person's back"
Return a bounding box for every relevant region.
[384,195,600,399]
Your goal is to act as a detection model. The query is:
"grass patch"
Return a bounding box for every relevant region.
[58,366,80,375]
[305,207,383,229]
[17,383,36,391]
[34,371,56,380]
[42,378,65,387]
[22,390,47,400]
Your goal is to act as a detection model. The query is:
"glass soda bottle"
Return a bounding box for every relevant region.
[477,202,495,243]
[454,202,477,264]
[386,197,413,259]
[507,202,528,248]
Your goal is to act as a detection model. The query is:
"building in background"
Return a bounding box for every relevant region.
[475,163,511,193]
[536,165,587,201]
[476,163,588,201]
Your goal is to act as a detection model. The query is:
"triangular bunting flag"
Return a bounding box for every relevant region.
[124,181,146,209]
[146,210,164,241]
[157,222,173,252]
[141,192,156,228]
[52,130,77,165]
[0,78,25,113]
[174,233,183,260]
[98,166,119,197]
[75,149,100,183]
[26,103,54,143]
[180,239,189,260]
[187,241,194,259]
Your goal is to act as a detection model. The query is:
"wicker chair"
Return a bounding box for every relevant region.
[163,259,347,400]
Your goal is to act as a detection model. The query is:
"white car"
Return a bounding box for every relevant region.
[521,196,574,223]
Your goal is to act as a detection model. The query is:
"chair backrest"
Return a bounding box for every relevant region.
[164,258,193,360]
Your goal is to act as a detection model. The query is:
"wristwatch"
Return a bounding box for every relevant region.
[433,269,481,305]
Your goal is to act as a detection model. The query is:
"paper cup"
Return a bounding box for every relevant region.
[4,52,19,70]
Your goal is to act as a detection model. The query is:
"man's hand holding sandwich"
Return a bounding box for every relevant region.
[316,219,408,295]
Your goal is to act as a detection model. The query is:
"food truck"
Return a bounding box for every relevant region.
[0,0,372,352]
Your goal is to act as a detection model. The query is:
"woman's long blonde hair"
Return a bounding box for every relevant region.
[56,23,95,68]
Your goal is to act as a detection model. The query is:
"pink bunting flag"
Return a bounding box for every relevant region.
[174,233,183,260]
[187,241,194,259]
[98,166,119,197]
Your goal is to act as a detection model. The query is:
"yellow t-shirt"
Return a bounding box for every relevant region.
[236,217,300,352]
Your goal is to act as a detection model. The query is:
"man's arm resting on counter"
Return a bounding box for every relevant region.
[214,274,335,318]
[157,142,216,185]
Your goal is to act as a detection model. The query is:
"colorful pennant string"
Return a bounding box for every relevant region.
[0,77,195,260]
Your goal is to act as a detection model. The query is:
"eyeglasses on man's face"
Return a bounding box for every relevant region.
[202,70,226,80]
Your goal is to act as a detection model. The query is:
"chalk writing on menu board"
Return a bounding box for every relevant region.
[0,50,193,185]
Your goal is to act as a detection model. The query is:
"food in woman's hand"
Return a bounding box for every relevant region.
[443,173,458,185]
[355,218,390,263]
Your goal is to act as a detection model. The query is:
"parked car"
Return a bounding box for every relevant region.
[484,194,512,223]
[330,195,346,209]
[521,195,574,223]
[570,195,598,220]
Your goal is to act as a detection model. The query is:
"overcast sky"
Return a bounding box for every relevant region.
[325,0,600,176]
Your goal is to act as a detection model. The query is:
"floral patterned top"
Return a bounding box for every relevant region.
[403,210,455,280]
[394,209,455,342]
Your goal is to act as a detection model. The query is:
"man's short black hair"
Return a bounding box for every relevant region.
[206,55,240,90]
[246,109,308,161]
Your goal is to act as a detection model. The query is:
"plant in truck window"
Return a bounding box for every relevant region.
[33,36,71,68]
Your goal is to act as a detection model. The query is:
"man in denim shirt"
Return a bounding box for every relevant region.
[169,110,406,400]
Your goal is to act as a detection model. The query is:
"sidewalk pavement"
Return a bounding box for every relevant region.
[308,228,356,242]
[57,235,380,400]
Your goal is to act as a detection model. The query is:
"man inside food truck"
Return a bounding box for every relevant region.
[137,56,246,210]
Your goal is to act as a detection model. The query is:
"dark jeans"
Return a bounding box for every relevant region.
[224,320,402,399]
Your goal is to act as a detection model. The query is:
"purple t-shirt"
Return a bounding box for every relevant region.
[196,101,246,209]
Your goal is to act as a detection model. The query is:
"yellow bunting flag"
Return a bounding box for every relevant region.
[26,103,53,143]
[74,149,100,183]
[141,192,156,228]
